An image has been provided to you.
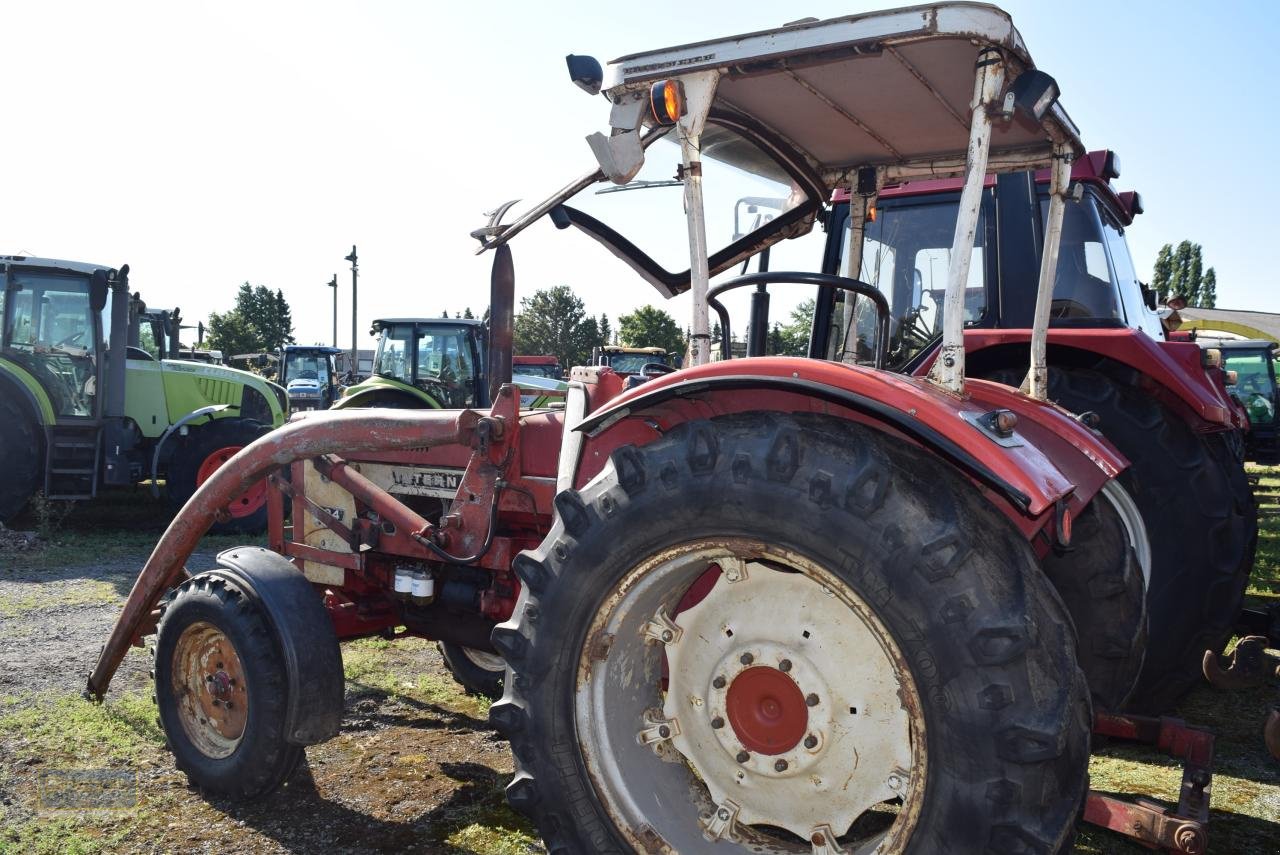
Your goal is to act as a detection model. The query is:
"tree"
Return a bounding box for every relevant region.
[598,313,612,347]
[205,308,261,356]
[619,305,685,356]
[514,285,599,368]
[1152,245,1174,301]
[462,307,475,319]
[772,298,815,356]
[205,283,295,354]
[442,309,450,318]
[1151,241,1217,306]
[1199,267,1217,308]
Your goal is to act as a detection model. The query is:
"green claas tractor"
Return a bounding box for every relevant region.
[336,318,488,409]
[0,256,288,532]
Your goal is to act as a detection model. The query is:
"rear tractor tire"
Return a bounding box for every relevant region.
[0,394,43,523]
[153,573,303,797]
[167,418,272,535]
[978,364,1256,713]
[491,413,1091,854]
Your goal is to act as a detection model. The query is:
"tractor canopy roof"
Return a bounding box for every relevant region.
[1206,339,1280,352]
[481,3,1087,302]
[371,318,483,330]
[600,1,1081,191]
[283,345,344,355]
[0,255,116,277]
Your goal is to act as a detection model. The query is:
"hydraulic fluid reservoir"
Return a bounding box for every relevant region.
[394,567,414,601]
[411,569,435,605]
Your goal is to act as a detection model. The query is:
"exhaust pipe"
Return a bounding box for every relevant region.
[487,243,514,405]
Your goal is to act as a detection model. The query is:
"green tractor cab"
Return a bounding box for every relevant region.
[336,318,487,409]
[0,256,287,531]
[1205,339,1279,462]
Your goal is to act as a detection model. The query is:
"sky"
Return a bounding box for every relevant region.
[2,1,1277,350]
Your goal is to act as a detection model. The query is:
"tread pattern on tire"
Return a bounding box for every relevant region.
[492,412,1091,854]
[980,364,1256,713]
[0,392,43,522]
[154,574,302,797]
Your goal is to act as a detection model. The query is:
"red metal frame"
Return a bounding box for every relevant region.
[1085,713,1214,853]
[912,328,1245,431]
[575,359,1126,546]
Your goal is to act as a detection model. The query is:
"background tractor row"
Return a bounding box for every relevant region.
[90,5,1252,853]
[0,256,287,533]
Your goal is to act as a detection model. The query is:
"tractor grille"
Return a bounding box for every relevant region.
[197,377,240,406]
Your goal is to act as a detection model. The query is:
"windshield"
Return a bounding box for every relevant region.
[3,271,98,417]
[513,363,560,379]
[375,323,479,407]
[1038,194,1122,323]
[606,352,668,374]
[1223,350,1277,426]
[285,353,331,385]
[838,192,992,368]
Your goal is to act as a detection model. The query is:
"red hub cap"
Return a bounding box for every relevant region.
[196,446,265,519]
[725,666,808,755]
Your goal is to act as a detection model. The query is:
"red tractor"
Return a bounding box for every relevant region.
[91,5,1223,852]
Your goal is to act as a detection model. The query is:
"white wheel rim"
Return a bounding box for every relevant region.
[1100,480,1152,589]
[461,646,505,673]
[574,539,925,853]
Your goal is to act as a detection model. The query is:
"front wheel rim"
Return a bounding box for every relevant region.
[574,538,925,853]
[171,621,249,759]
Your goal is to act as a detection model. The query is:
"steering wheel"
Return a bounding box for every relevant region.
[54,330,85,348]
[640,362,676,379]
[706,272,890,368]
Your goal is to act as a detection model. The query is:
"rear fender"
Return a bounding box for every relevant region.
[208,546,344,745]
[332,386,441,410]
[574,358,1088,541]
[936,329,1244,431]
[0,358,54,425]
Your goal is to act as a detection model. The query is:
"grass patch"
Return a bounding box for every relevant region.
[0,816,132,855]
[343,636,491,719]
[0,692,162,764]
[0,579,121,617]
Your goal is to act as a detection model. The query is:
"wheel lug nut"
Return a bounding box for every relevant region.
[740,652,754,665]
[711,716,725,729]
[806,693,819,707]
[205,675,214,682]
[225,701,234,709]
[712,675,726,689]
[804,735,818,749]
[778,658,792,672]
[212,699,221,707]
[774,759,788,772]
[661,630,674,642]
[658,725,671,738]
[736,751,749,763]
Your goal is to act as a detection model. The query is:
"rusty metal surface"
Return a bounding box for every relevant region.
[1265,708,1280,762]
[1202,635,1273,690]
[171,621,248,759]
[87,406,482,699]
[1088,712,1215,852]
[1083,793,1206,854]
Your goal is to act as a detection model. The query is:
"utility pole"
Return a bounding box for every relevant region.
[325,274,338,348]
[344,245,358,378]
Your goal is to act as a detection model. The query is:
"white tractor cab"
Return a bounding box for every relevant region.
[473,5,1215,853]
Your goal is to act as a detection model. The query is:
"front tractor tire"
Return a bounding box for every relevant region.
[491,413,1091,854]
[167,418,272,535]
[0,394,43,523]
[978,364,1256,713]
[154,573,302,797]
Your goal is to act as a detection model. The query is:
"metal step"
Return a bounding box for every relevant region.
[44,425,102,499]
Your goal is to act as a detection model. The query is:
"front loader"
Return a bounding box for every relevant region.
[91,5,1215,852]
[0,257,287,532]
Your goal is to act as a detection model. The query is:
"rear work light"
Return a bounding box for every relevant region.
[649,80,686,126]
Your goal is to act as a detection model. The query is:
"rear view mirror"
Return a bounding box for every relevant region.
[90,269,109,312]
